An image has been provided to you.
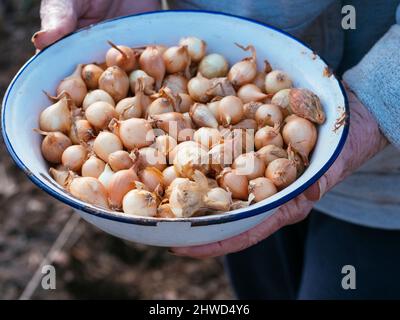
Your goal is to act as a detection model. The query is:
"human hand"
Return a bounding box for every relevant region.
[32,0,160,50]
[170,89,388,258]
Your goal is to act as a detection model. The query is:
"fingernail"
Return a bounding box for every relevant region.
[167,249,182,256]
[31,29,46,42]
[318,179,327,200]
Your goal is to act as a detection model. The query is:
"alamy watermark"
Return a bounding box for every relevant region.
[342,5,356,30]
[41,264,56,290]
[341,265,356,290]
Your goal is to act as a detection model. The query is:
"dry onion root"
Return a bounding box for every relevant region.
[38,36,324,218]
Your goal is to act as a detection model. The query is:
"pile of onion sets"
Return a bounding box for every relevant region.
[37,37,325,218]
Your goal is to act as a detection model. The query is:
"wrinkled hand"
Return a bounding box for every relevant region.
[32,0,160,50]
[170,89,388,258]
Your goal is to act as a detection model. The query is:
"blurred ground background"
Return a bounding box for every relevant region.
[0,0,233,300]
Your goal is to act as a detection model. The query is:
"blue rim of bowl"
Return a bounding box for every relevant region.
[1,10,349,227]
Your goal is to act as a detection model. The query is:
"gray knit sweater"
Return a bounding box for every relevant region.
[168,0,400,229]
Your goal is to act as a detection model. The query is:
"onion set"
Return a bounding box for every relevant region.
[37,36,324,218]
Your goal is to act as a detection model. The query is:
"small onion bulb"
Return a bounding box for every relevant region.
[69,119,94,144]
[81,64,103,90]
[82,89,115,110]
[237,84,268,103]
[255,103,283,127]
[187,73,212,103]
[98,66,129,102]
[56,64,88,106]
[217,96,244,126]
[228,44,257,87]
[136,147,167,171]
[115,97,143,119]
[153,135,177,157]
[173,142,209,178]
[98,164,115,190]
[81,155,105,178]
[108,150,133,171]
[105,41,137,72]
[257,145,288,165]
[179,36,207,62]
[265,70,293,94]
[162,166,180,187]
[129,69,155,95]
[108,166,139,209]
[39,131,72,164]
[122,189,157,217]
[193,127,221,149]
[39,96,72,133]
[217,168,249,200]
[69,177,109,209]
[198,53,229,79]
[116,118,155,150]
[61,145,87,172]
[282,116,317,165]
[254,125,283,150]
[203,187,232,211]
[93,131,123,162]
[178,93,194,113]
[139,167,164,192]
[271,89,291,116]
[162,74,188,95]
[139,46,166,90]
[232,152,265,180]
[265,158,297,189]
[248,177,277,202]
[190,103,219,128]
[163,45,190,74]
[85,101,117,130]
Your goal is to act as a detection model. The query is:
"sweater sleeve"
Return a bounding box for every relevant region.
[343,5,400,149]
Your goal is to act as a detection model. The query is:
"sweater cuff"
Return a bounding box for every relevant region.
[343,24,400,149]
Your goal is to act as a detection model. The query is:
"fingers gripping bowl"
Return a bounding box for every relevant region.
[1,11,348,247]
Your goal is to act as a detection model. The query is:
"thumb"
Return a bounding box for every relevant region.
[303,175,328,201]
[32,0,79,50]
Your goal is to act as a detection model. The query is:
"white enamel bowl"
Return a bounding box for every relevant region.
[1,11,349,247]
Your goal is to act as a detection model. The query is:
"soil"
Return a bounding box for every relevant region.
[0,0,233,300]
